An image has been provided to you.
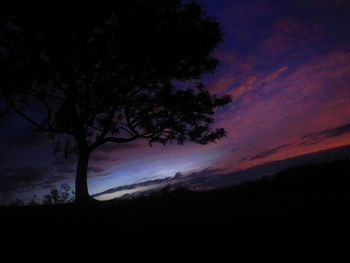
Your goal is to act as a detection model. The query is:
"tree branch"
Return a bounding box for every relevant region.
[28,92,53,127]
[103,136,139,144]
[89,135,139,152]
[124,105,140,136]
[9,99,74,135]
[40,92,66,102]
[119,126,135,137]
[9,99,51,132]
[98,106,117,141]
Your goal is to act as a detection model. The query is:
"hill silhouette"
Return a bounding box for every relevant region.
[1,159,350,228]
[93,144,350,200]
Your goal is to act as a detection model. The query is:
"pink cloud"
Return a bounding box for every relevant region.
[229,66,288,99]
[262,18,324,56]
[89,49,350,188]
[208,74,236,94]
[208,51,259,95]
[213,49,350,171]
[217,51,258,73]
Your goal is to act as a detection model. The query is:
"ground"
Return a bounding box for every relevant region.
[1,159,350,231]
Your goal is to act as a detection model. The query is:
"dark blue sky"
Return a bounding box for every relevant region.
[1,0,350,204]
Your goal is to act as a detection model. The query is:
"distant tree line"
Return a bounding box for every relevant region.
[5,184,75,206]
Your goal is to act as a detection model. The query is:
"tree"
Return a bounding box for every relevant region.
[42,184,75,205]
[0,1,231,204]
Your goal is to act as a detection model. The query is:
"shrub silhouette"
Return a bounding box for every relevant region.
[42,184,75,205]
[28,194,39,206]
[9,198,24,207]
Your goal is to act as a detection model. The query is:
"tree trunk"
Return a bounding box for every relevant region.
[75,150,92,205]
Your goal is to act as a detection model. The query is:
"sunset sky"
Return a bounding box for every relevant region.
[1,0,350,203]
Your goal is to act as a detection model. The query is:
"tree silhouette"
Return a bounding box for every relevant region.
[0,1,231,204]
[42,184,75,205]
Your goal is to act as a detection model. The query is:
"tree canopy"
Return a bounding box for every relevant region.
[0,0,231,203]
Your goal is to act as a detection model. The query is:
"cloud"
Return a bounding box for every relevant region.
[220,50,350,131]
[212,48,350,173]
[321,123,350,138]
[217,51,258,73]
[93,168,226,199]
[89,166,107,174]
[90,151,121,164]
[54,166,75,174]
[40,175,71,190]
[241,123,350,166]
[208,74,236,94]
[0,166,47,192]
[262,18,323,56]
[52,156,76,176]
[249,144,293,161]
[229,66,288,99]
[91,153,111,162]
[301,123,350,142]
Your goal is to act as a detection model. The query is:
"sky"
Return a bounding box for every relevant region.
[1,0,350,204]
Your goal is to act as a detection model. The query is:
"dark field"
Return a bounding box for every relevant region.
[2,160,350,229]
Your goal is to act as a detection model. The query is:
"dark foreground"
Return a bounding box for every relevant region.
[2,160,350,229]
